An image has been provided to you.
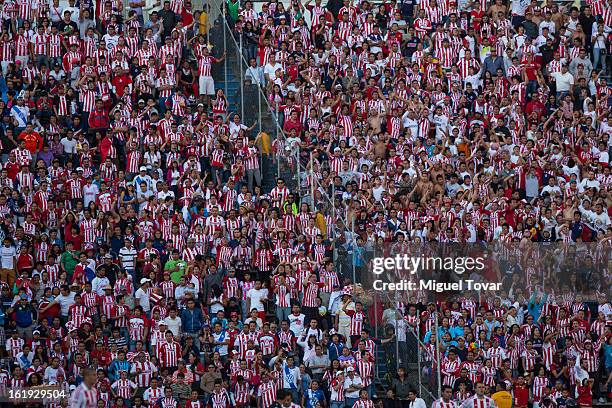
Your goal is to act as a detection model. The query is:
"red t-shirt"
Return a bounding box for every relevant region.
[17,253,34,273]
[513,384,529,407]
[18,131,43,153]
[523,62,540,81]
[577,385,592,407]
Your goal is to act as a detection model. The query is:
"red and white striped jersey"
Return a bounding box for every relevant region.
[442,359,461,387]
[156,76,175,98]
[30,33,48,55]
[581,348,599,372]
[81,87,96,113]
[349,311,366,336]
[160,340,182,367]
[352,399,375,408]
[69,304,88,328]
[131,360,157,387]
[270,186,289,204]
[0,39,14,61]
[15,34,29,57]
[128,317,146,341]
[48,33,61,57]
[532,375,549,401]
[69,383,98,408]
[210,389,231,408]
[461,361,481,384]
[457,57,480,77]
[486,346,506,369]
[542,342,556,370]
[232,380,250,404]
[111,379,136,399]
[302,282,321,307]
[258,333,277,355]
[198,55,218,76]
[159,396,178,408]
[462,396,495,408]
[5,338,24,357]
[330,377,344,401]
[433,399,458,408]
[81,218,97,243]
[258,380,277,408]
[81,291,98,312]
[357,360,374,387]
[143,386,165,405]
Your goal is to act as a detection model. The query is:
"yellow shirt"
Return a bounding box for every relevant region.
[315,212,327,240]
[199,11,209,35]
[492,391,513,408]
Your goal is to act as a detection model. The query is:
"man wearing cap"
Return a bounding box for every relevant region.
[98,254,121,282]
[343,366,363,407]
[134,166,152,195]
[10,96,30,133]
[12,294,36,341]
[135,278,152,315]
[336,287,355,347]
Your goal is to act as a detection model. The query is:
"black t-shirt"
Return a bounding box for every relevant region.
[57,20,78,34]
[403,36,420,57]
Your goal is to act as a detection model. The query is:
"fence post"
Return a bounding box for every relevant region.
[373,292,379,382]
[331,183,335,221]
[222,10,227,102]
[351,217,356,284]
[395,314,400,374]
[310,152,315,207]
[417,324,422,397]
[434,313,441,399]
[258,79,262,135]
[239,32,244,121]
[292,145,304,199]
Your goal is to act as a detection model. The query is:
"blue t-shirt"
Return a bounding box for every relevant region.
[605,344,612,370]
[305,388,325,408]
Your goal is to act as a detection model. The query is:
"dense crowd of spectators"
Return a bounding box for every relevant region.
[0,0,609,407]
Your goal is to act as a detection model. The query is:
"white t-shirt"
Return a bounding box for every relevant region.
[212,330,229,356]
[599,303,612,320]
[64,6,80,22]
[11,105,30,128]
[164,316,182,337]
[44,366,63,384]
[581,178,600,190]
[264,63,283,82]
[92,277,110,296]
[343,374,363,398]
[590,211,611,231]
[135,287,151,311]
[510,0,529,16]
[552,71,574,92]
[288,313,306,335]
[60,137,78,154]
[102,33,119,50]
[83,183,99,207]
[0,245,16,269]
[282,364,301,389]
[56,292,76,315]
[246,287,269,312]
[541,185,562,195]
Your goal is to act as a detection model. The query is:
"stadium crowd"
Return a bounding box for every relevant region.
[0,0,609,407]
